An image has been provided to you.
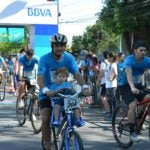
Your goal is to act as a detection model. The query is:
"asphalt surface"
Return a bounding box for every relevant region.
[0,92,149,150]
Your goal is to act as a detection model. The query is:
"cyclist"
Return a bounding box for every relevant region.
[17,49,39,108]
[37,33,90,150]
[119,41,150,142]
[49,67,85,127]
[0,52,8,82]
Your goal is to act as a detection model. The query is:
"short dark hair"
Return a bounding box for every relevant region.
[26,48,34,56]
[133,41,147,49]
[103,51,109,59]
[117,52,124,57]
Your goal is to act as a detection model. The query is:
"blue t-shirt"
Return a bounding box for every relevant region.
[49,82,76,95]
[120,55,150,85]
[19,54,39,79]
[38,51,79,101]
[0,56,4,68]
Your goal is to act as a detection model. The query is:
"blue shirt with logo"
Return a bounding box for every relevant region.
[120,54,150,85]
[18,54,39,79]
[38,51,79,101]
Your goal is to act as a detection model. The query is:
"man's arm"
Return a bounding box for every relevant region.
[37,75,45,89]
[74,72,86,86]
[125,67,139,94]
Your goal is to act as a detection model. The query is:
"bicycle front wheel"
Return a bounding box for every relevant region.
[30,100,42,134]
[16,98,26,126]
[0,81,5,101]
[112,105,133,148]
[61,127,84,150]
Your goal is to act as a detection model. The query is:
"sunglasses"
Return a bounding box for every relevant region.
[139,49,146,52]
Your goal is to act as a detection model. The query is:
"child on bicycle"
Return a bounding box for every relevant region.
[49,67,85,127]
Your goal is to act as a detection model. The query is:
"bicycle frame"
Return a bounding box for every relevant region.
[136,97,150,133]
[50,92,83,150]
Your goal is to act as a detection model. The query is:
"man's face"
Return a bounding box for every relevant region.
[53,43,66,58]
[26,54,33,61]
[134,46,147,59]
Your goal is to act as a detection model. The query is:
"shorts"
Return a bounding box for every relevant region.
[51,97,64,106]
[39,98,51,109]
[99,84,106,97]
[119,84,146,105]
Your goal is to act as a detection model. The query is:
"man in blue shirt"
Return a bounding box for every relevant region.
[119,41,150,142]
[37,33,90,150]
[17,49,39,108]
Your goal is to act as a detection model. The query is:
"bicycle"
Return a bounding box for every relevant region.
[112,89,150,148]
[16,78,42,134]
[42,91,84,150]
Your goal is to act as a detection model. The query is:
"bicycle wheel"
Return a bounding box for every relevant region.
[16,97,26,126]
[30,100,42,134]
[112,105,133,148]
[0,81,5,101]
[61,124,84,150]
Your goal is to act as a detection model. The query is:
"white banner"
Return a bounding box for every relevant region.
[0,0,58,25]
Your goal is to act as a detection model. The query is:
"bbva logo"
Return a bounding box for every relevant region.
[28,8,51,17]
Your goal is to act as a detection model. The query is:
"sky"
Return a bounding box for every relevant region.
[59,0,104,45]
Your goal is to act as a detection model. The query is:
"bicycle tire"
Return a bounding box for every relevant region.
[16,97,26,126]
[30,100,42,134]
[112,105,133,148]
[0,81,6,101]
[61,124,84,150]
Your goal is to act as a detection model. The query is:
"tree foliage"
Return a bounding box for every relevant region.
[71,0,150,54]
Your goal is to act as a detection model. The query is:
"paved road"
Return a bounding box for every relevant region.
[0,92,149,150]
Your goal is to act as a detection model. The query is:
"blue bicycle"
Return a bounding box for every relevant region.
[42,91,84,150]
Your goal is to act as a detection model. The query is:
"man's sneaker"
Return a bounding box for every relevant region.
[18,100,24,108]
[32,113,37,121]
[130,132,141,142]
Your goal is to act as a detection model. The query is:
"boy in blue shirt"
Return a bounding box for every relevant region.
[49,67,84,127]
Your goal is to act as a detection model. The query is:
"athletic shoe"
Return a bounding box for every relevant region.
[18,100,24,108]
[130,132,141,142]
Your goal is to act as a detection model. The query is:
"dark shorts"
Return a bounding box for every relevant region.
[100,84,106,96]
[51,98,64,106]
[119,84,146,105]
[39,98,51,110]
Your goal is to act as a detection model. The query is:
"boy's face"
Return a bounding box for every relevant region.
[56,73,67,83]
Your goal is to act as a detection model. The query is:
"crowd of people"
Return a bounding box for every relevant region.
[0,33,150,150]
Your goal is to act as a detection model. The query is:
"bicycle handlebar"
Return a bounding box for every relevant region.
[139,89,150,95]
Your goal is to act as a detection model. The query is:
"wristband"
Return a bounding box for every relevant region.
[42,87,49,94]
[81,84,89,90]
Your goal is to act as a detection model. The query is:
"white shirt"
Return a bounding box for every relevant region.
[100,60,109,84]
[105,63,117,88]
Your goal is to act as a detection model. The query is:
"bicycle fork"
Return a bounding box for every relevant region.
[137,104,150,133]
